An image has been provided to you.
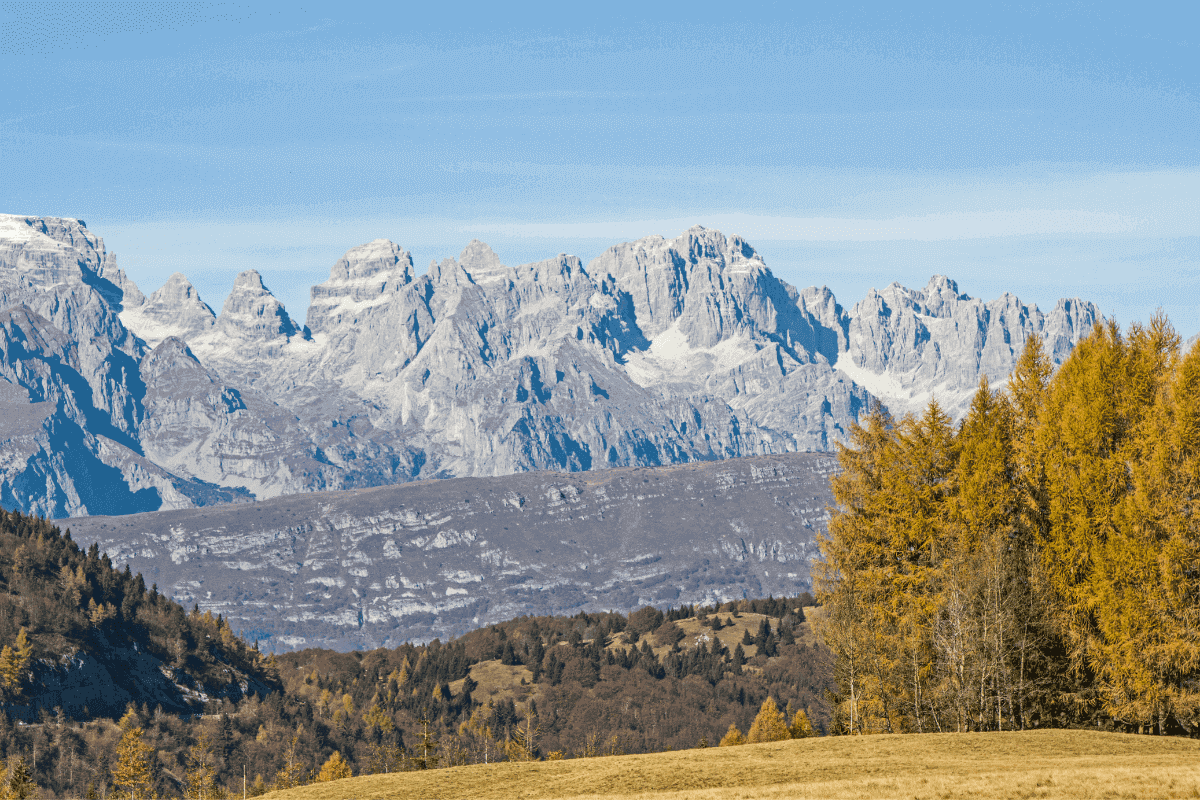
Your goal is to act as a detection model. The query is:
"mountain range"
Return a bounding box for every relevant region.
[0,213,1099,518]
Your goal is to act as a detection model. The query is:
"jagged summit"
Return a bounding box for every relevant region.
[0,215,1102,517]
[839,274,1096,418]
[216,269,303,341]
[307,239,415,335]
[120,272,216,347]
[325,238,414,286]
[458,239,503,274]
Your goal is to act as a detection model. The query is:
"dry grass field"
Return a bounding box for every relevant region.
[262,729,1200,800]
[449,659,538,710]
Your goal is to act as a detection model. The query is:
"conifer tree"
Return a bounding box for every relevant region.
[0,629,31,690]
[819,316,1200,734]
[1099,318,1200,732]
[0,647,17,692]
[816,402,903,734]
[272,731,305,790]
[1008,334,1052,539]
[506,707,540,762]
[184,729,217,800]
[413,714,439,769]
[936,377,1024,732]
[3,756,36,800]
[717,723,745,746]
[315,752,352,782]
[788,709,816,738]
[746,697,790,743]
[111,727,154,799]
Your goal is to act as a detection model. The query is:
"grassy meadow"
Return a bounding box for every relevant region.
[262,729,1200,800]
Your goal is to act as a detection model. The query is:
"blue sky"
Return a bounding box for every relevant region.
[2,2,1198,332]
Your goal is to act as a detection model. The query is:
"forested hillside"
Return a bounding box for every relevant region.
[0,511,278,721]
[274,596,829,768]
[0,512,829,799]
[818,316,1200,736]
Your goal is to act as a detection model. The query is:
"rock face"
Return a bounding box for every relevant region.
[13,634,271,722]
[69,452,838,649]
[0,213,1101,517]
[837,276,1099,418]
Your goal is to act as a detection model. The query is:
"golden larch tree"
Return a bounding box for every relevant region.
[746,697,791,743]
[111,726,154,799]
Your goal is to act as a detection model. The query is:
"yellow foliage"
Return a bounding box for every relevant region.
[184,729,218,800]
[118,706,139,731]
[363,703,394,733]
[718,723,746,746]
[88,598,116,626]
[3,756,36,800]
[817,319,1200,735]
[315,751,352,783]
[789,709,816,738]
[0,629,31,689]
[111,726,154,800]
[746,697,791,743]
[273,731,306,790]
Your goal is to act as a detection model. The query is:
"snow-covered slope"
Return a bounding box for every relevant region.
[0,214,1100,517]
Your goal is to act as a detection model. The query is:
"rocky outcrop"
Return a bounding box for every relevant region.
[14,633,271,721]
[0,215,1102,518]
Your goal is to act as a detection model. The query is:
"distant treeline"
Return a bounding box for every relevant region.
[0,508,829,797]
[819,316,1200,736]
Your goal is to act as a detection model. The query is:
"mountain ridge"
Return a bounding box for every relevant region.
[67,451,838,650]
[0,213,1099,517]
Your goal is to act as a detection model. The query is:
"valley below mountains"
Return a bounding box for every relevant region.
[0,213,1100,518]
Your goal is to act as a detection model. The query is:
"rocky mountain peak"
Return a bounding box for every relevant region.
[925,275,960,294]
[120,272,216,347]
[841,276,1101,419]
[0,214,97,287]
[0,215,145,311]
[430,256,473,289]
[307,240,415,335]
[140,335,203,379]
[459,239,502,273]
[919,275,966,317]
[329,239,414,286]
[216,270,302,341]
[155,272,209,306]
